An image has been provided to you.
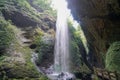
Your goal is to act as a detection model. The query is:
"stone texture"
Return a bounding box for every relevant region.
[2,10,39,27]
[67,0,120,68]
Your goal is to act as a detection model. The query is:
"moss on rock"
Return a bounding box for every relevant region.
[0,18,17,55]
[106,41,120,73]
[0,18,48,79]
[33,28,54,68]
[0,0,55,79]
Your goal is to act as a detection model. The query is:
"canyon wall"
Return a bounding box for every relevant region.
[67,0,120,68]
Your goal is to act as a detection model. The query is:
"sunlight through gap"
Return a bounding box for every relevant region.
[51,0,89,53]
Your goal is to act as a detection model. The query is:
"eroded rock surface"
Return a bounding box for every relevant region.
[67,0,120,68]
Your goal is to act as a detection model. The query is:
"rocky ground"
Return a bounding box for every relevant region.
[0,0,55,79]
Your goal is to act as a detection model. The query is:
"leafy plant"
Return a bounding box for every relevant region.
[0,18,17,55]
[32,0,56,17]
[33,0,52,11]
[68,21,82,69]
[106,41,120,73]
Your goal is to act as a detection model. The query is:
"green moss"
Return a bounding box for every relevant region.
[0,19,48,79]
[68,21,91,74]
[32,28,44,63]
[105,41,120,73]
[0,18,18,55]
[0,63,39,78]
[0,0,55,79]
[68,22,83,69]
[32,0,51,10]
[33,28,54,65]
[31,0,56,16]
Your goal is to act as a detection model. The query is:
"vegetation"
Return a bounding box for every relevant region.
[0,0,54,79]
[106,41,120,73]
[68,22,81,67]
[68,21,91,74]
[33,28,54,65]
[0,19,46,79]
[33,28,44,64]
[0,0,56,79]
[0,0,56,23]
[31,0,56,17]
[0,18,17,55]
[0,0,119,80]
[32,0,52,10]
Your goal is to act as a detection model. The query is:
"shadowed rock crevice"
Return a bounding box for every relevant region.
[2,10,39,27]
[67,0,120,68]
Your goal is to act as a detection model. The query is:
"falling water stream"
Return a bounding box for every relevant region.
[31,0,89,79]
[54,1,69,73]
[46,0,74,80]
[32,0,77,79]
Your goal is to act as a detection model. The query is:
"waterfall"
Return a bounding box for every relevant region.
[54,0,70,73]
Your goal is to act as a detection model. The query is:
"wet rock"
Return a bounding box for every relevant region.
[2,10,39,27]
[67,0,120,68]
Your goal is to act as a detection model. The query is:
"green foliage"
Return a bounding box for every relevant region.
[16,0,31,10]
[0,20,47,79]
[33,28,54,64]
[0,0,5,10]
[0,0,56,25]
[14,0,41,21]
[33,28,44,63]
[0,56,6,61]
[1,0,31,10]
[0,18,17,55]
[37,42,52,64]
[92,74,99,80]
[39,76,48,80]
[32,0,56,17]
[0,34,45,79]
[68,21,91,74]
[5,64,39,78]
[105,41,120,73]
[68,21,82,69]
[0,42,46,79]
[33,28,44,44]
[33,0,52,10]
[0,0,55,79]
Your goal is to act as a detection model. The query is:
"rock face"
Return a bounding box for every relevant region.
[38,34,55,68]
[67,0,120,68]
[2,10,39,27]
[0,0,55,79]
